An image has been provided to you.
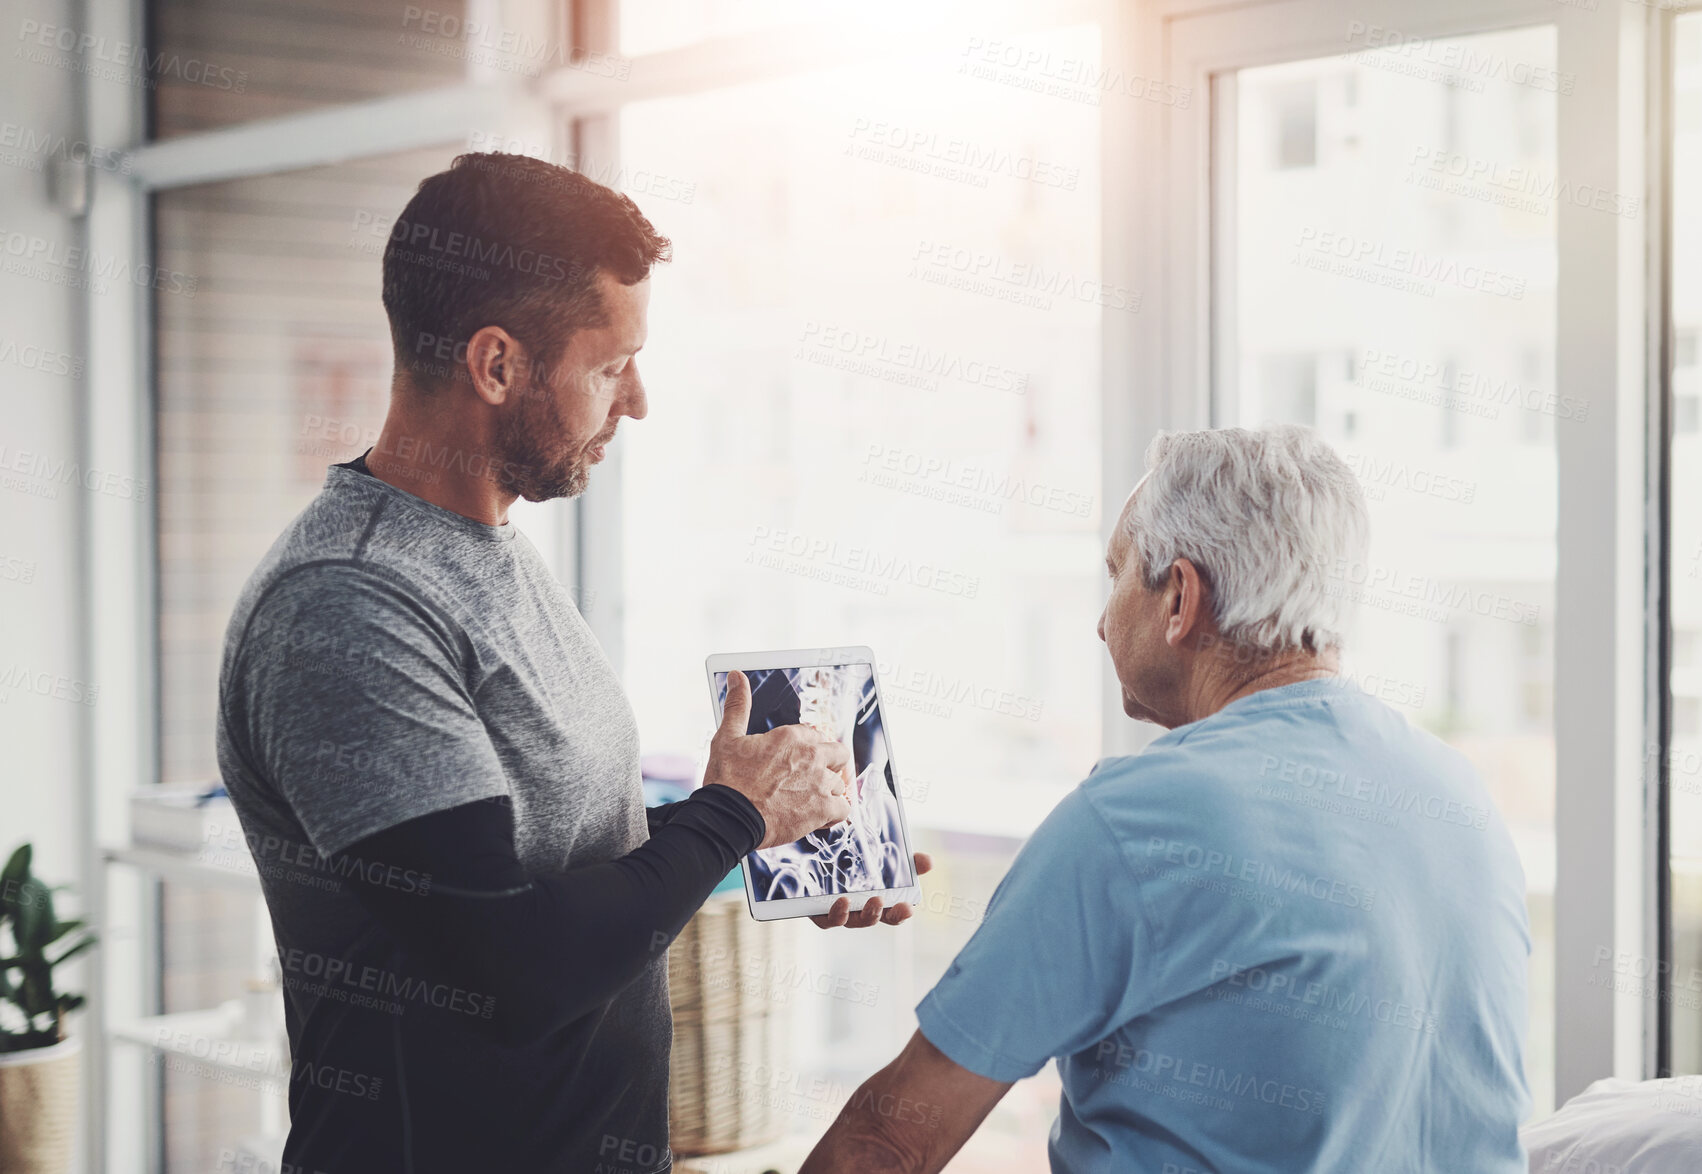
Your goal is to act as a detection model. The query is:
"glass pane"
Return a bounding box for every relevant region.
[154,145,570,1169]
[617,0,1027,59]
[144,0,558,138]
[619,0,815,55]
[1669,8,1702,1078]
[1227,27,1559,1116]
[619,22,1101,1165]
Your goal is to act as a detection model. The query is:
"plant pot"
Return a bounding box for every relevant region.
[0,1034,80,1174]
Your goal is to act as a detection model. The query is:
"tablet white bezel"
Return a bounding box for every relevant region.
[704,646,923,922]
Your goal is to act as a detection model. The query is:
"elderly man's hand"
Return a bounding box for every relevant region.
[810,853,933,929]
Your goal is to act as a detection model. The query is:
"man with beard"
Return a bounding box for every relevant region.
[215,154,927,1173]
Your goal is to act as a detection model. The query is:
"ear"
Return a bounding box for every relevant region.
[1164,558,1210,646]
[464,325,524,406]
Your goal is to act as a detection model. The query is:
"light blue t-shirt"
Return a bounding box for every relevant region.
[916,678,1530,1174]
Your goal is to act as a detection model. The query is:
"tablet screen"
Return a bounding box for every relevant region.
[712,662,914,902]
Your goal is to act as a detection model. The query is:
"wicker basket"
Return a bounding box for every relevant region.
[0,1034,80,1174]
[667,892,792,1156]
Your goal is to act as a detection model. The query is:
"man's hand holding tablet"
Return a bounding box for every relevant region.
[703,668,855,846]
[806,852,934,929]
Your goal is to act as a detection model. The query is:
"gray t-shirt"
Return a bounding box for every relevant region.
[215,460,670,1171]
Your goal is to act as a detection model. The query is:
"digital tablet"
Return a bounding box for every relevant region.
[705,647,922,922]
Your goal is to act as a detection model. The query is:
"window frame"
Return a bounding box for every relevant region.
[1130,0,1670,1106]
[1650,0,1688,1085]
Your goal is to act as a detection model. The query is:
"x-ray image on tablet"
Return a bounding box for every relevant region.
[707,650,919,920]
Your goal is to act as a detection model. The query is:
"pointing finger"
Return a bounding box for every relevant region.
[718,669,752,737]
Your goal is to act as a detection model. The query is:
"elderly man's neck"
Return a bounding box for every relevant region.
[1182,638,1340,725]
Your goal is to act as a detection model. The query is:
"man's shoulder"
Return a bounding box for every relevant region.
[1071,752,1223,854]
[1077,739,1236,808]
[1012,758,1207,884]
[220,476,443,671]
[1071,726,1313,859]
[265,469,392,574]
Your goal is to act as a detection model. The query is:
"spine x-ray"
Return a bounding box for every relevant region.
[715,664,912,900]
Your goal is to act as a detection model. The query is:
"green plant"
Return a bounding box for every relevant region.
[0,843,96,1053]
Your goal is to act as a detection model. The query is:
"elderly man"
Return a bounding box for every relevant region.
[802,425,1531,1173]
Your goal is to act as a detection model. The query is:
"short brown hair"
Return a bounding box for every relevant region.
[381,153,671,391]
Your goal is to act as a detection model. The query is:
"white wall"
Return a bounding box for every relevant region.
[2,1,102,1166]
[0,0,89,918]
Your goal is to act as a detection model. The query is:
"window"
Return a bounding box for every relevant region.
[1225,26,1559,1114]
[618,29,1103,839]
[619,0,821,55]
[615,23,1102,1161]
[147,0,481,138]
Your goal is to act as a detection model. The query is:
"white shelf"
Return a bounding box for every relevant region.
[103,842,262,891]
[108,1006,288,1085]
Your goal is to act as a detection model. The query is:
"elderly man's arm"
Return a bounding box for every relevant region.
[799,1031,1013,1174]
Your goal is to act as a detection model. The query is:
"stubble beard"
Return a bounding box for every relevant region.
[495,375,611,503]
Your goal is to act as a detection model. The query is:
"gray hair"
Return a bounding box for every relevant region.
[1125,424,1369,655]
